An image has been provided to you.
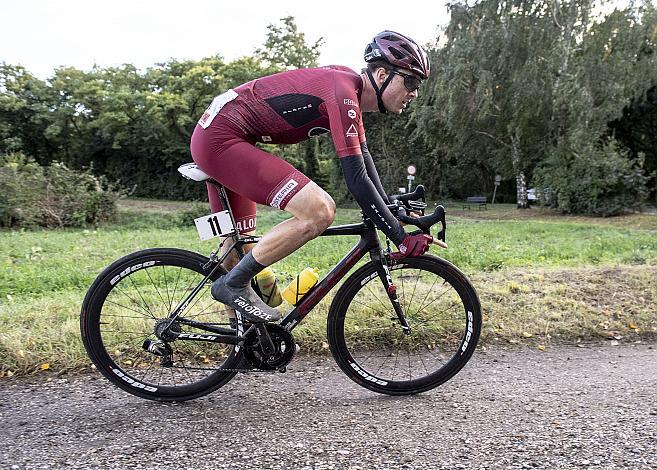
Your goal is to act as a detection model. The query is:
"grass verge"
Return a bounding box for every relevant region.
[1,265,654,377]
[1,200,656,376]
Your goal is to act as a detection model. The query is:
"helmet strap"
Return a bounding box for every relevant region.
[366,68,395,114]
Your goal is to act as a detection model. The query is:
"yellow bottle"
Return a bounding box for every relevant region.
[282,267,319,305]
[254,267,283,308]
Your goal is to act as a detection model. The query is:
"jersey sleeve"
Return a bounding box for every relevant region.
[326,75,366,158]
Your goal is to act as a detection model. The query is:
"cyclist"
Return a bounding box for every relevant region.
[190,31,434,323]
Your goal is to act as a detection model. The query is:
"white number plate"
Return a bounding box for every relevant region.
[194,211,235,240]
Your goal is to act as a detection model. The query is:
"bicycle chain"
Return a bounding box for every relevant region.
[169,364,277,373]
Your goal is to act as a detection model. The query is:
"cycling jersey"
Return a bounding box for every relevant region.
[198,65,366,157]
[190,65,406,244]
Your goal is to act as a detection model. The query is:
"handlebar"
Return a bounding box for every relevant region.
[387,185,446,243]
[389,185,425,204]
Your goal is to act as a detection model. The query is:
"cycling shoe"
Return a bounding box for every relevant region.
[211,277,281,323]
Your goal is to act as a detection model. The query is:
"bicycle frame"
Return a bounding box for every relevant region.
[164,179,406,344]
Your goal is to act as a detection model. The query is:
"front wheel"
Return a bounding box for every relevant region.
[327,255,481,395]
[80,248,241,401]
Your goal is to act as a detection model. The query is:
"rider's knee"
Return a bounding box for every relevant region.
[315,199,336,230]
[301,198,335,238]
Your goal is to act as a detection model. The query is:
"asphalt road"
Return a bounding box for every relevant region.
[2,343,656,469]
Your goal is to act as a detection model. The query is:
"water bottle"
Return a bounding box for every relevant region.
[254,267,283,307]
[282,267,319,305]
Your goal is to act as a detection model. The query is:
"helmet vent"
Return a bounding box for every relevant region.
[390,48,406,60]
[400,44,415,55]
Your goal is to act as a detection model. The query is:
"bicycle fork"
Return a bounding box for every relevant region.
[372,251,411,334]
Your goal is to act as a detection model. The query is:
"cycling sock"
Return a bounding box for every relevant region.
[211,252,281,322]
[223,251,264,288]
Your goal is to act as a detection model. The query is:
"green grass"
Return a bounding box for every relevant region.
[2,206,655,299]
[1,200,656,376]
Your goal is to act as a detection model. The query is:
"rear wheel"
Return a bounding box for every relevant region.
[327,255,481,395]
[80,248,241,401]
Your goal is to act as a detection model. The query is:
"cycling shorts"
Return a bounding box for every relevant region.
[190,120,311,234]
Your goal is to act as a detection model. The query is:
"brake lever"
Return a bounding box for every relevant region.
[435,205,446,243]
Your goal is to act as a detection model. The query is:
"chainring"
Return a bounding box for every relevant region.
[242,323,296,371]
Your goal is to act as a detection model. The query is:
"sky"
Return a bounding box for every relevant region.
[1,0,451,79]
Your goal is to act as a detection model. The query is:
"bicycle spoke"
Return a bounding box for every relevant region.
[362,281,393,315]
[406,270,422,317]
[411,275,444,319]
[411,285,457,318]
[128,275,158,319]
[161,265,172,312]
[181,283,212,318]
[350,298,391,318]
[101,312,152,320]
[145,268,169,312]
[100,330,150,337]
[112,286,157,320]
[104,299,154,319]
[184,295,219,320]
[169,267,183,311]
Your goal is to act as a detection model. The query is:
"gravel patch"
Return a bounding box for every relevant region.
[1,344,656,469]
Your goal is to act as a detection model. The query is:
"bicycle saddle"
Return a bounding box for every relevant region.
[178,163,210,182]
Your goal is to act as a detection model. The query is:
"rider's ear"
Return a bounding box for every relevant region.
[375,67,390,84]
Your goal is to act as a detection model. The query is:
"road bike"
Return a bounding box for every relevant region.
[80,164,482,401]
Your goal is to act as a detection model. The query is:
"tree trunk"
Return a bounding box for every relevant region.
[511,131,528,209]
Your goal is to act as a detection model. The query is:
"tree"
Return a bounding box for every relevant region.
[535,1,657,214]
[610,86,657,201]
[256,16,324,69]
[416,0,656,213]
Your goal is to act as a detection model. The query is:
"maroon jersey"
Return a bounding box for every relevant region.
[198,65,366,158]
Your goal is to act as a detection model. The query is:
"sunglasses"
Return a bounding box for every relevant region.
[393,69,423,93]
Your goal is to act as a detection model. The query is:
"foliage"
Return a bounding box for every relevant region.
[610,85,657,201]
[0,153,120,228]
[1,9,656,213]
[255,15,324,69]
[534,137,649,216]
[415,0,657,210]
[0,58,278,200]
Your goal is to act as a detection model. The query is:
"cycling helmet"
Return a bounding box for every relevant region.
[363,31,430,113]
[364,30,430,79]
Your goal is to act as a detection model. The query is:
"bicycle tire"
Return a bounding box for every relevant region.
[327,255,481,395]
[81,248,241,401]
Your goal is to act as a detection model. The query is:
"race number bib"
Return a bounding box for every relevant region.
[194,210,235,240]
[198,89,238,129]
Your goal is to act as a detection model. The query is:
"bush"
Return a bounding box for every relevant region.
[534,138,649,216]
[0,153,121,228]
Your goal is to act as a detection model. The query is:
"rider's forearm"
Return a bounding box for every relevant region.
[360,142,390,204]
[340,155,406,245]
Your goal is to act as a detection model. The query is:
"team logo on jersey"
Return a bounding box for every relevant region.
[266,94,323,128]
[347,109,357,119]
[344,98,359,107]
[308,127,330,137]
[346,123,358,137]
